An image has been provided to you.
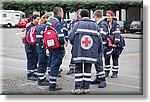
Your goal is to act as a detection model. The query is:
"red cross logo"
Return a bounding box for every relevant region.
[81,35,93,49]
[82,37,91,47]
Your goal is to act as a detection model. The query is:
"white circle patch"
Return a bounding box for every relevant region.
[81,35,93,50]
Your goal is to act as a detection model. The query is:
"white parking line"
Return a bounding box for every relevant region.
[107,82,141,89]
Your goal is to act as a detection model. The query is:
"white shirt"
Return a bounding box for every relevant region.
[96,18,103,24]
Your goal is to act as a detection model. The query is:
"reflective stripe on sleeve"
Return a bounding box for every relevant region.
[112,31,121,34]
[100,30,108,35]
[115,38,120,41]
[58,34,64,37]
[36,35,43,38]
[62,27,68,31]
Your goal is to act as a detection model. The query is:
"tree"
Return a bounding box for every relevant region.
[2,1,142,17]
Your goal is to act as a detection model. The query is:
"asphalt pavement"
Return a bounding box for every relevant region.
[0,28,143,95]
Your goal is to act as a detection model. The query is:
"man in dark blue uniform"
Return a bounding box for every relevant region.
[25,14,40,81]
[69,9,103,94]
[46,7,65,91]
[91,10,107,88]
[56,17,69,77]
[66,9,82,75]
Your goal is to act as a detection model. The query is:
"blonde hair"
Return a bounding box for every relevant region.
[39,12,54,25]
[44,12,54,20]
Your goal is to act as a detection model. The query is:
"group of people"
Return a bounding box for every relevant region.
[22,7,125,94]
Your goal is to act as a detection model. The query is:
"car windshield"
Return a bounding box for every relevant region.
[20,19,25,22]
[117,21,124,27]
[131,21,141,26]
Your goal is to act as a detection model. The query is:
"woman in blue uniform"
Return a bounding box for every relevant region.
[36,12,53,86]
[104,10,125,78]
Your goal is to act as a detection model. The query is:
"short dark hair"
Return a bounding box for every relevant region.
[94,10,102,18]
[31,14,39,21]
[80,9,89,18]
[53,7,62,15]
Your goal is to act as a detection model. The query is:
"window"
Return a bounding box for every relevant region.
[3,14,7,18]
[15,15,19,17]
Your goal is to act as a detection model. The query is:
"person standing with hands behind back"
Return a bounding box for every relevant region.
[104,10,125,78]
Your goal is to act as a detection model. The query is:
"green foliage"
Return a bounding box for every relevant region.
[2,1,142,14]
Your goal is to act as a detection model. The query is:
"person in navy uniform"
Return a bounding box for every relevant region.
[91,10,107,88]
[61,19,68,41]
[46,7,66,91]
[25,14,40,81]
[55,16,69,77]
[36,12,53,86]
[69,9,103,94]
[104,10,125,78]
[67,9,82,75]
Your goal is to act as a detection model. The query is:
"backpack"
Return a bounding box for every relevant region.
[26,26,38,45]
[119,35,126,47]
[43,20,60,49]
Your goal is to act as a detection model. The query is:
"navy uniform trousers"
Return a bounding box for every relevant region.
[94,53,105,79]
[48,47,64,89]
[75,63,92,89]
[104,50,119,74]
[36,44,48,83]
[25,42,38,77]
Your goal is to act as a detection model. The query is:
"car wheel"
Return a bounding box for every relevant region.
[130,32,134,34]
[7,24,12,28]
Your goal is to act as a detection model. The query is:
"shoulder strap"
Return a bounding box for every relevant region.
[51,20,59,27]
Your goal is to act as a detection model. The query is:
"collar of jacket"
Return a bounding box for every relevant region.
[97,18,104,25]
[107,20,117,26]
[31,22,35,26]
[54,15,61,22]
[80,17,95,22]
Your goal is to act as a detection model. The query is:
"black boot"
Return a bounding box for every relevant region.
[98,77,107,88]
[91,77,99,84]
[111,71,118,78]
[105,70,110,77]
[38,79,49,86]
[27,74,37,81]
[49,85,62,91]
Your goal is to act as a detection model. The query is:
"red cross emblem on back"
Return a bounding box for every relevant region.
[81,35,93,49]
[82,37,91,47]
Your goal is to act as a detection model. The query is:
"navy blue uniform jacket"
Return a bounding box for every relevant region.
[69,17,103,64]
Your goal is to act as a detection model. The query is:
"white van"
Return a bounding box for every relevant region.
[0,10,25,28]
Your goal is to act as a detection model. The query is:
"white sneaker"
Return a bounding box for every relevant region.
[83,89,89,94]
[71,89,83,95]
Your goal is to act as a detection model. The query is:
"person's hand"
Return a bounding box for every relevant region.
[46,49,49,56]
[112,44,117,48]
